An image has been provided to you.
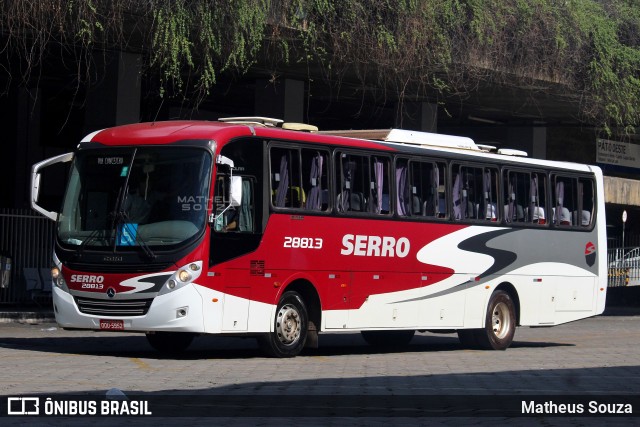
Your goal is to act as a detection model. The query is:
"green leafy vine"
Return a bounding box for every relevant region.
[0,0,637,134]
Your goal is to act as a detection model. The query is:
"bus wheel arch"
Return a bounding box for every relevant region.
[285,279,321,349]
[494,282,520,326]
[259,279,321,357]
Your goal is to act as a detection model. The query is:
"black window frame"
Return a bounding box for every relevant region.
[450,162,500,223]
[268,142,332,214]
[394,156,449,220]
[502,168,549,227]
[334,149,392,217]
[550,173,596,230]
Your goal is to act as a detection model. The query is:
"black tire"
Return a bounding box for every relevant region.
[259,291,308,357]
[145,332,195,353]
[457,329,481,349]
[475,290,516,350]
[361,330,415,347]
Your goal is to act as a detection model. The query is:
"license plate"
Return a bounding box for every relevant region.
[100,319,124,330]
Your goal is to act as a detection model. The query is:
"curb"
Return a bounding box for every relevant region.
[0,311,56,324]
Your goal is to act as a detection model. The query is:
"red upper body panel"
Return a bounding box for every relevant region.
[87,121,396,152]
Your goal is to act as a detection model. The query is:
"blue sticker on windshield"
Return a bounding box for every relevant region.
[117,223,138,246]
[120,166,129,177]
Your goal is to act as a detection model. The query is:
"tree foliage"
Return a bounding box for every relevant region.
[0,0,638,134]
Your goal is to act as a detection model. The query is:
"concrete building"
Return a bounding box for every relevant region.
[0,3,638,304]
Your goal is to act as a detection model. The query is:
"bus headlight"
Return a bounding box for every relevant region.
[160,261,203,295]
[51,266,69,292]
[178,269,192,282]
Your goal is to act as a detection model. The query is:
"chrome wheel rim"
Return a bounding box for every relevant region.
[276,304,301,345]
[492,301,511,339]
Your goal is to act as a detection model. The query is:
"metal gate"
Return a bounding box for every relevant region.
[0,209,56,305]
[608,235,640,287]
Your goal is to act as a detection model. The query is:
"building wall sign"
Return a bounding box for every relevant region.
[597,138,640,169]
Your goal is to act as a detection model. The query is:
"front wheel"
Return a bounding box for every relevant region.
[476,290,516,350]
[145,332,195,353]
[259,291,308,357]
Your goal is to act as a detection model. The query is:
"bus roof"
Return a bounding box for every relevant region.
[81,119,597,174]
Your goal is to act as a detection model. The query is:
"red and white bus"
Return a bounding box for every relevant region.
[31,117,607,357]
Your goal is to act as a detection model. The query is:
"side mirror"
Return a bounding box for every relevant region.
[230,176,242,207]
[31,152,74,221]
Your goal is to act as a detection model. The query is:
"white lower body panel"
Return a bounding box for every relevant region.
[53,283,275,335]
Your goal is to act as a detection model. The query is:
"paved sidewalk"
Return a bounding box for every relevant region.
[1,315,639,425]
[0,309,55,324]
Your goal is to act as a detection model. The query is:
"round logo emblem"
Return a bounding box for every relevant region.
[585,242,596,267]
[106,287,116,298]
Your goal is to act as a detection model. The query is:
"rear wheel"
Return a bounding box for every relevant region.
[145,332,195,353]
[361,330,415,347]
[259,291,308,357]
[476,290,516,350]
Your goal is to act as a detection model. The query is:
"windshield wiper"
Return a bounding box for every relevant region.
[109,184,126,251]
[73,228,105,260]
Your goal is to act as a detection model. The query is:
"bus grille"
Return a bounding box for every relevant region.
[66,261,173,274]
[74,297,153,317]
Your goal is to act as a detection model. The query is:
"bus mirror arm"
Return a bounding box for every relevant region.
[216,155,234,168]
[31,152,74,221]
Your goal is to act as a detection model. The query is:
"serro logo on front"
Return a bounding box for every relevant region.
[70,274,105,284]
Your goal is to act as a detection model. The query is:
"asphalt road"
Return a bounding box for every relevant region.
[0,314,638,425]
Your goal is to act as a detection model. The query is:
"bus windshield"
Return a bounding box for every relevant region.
[58,147,211,249]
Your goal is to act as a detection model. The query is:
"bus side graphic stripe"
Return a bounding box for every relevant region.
[457,229,518,279]
[391,225,598,305]
[392,228,518,304]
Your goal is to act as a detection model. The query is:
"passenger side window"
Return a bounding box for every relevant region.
[578,177,594,227]
[452,164,498,221]
[552,176,575,226]
[270,146,302,209]
[552,175,594,228]
[270,145,331,212]
[301,149,330,211]
[503,170,547,225]
[397,158,447,218]
[336,152,390,215]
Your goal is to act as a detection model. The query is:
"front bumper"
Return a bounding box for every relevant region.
[52,284,206,333]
